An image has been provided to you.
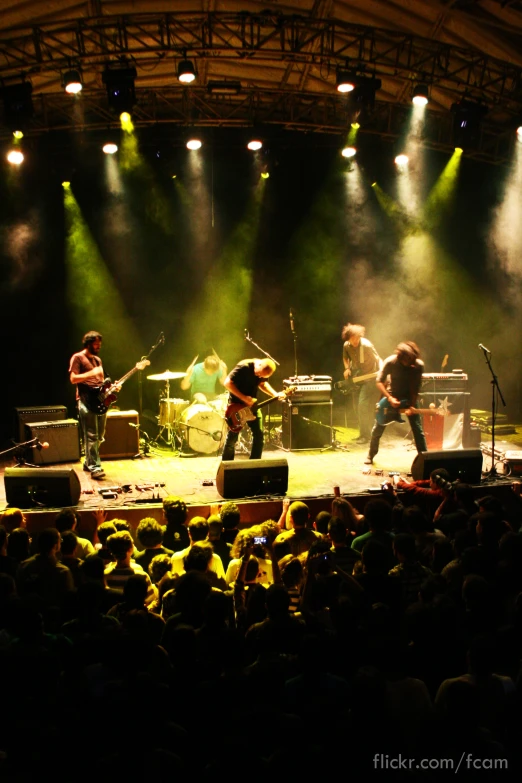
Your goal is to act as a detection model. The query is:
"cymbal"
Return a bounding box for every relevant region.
[147,370,186,381]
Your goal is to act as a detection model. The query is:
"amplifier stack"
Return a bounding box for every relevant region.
[281,376,333,451]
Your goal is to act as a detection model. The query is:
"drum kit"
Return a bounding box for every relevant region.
[147,370,229,455]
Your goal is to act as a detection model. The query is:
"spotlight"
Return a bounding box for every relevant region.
[517,126,522,142]
[351,122,360,129]
[177,59,196,84]
[186,138,202,150]
[103,143,118,154]
[341,146,356,158]
[62,181,71,188]
[102,66,137,114]
[247,139,263,151]
[207,80,241,95]
[7,149,24,165]
[1,82,33,132]
[260,171,270,179]
[412,84,429,107]
[395,154,409,166]
[12,130,24,140]
[336,70,356,94]
[63,69,82,95]
[451,99,488,150]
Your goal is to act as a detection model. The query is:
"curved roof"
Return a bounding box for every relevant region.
[1,1,522,160]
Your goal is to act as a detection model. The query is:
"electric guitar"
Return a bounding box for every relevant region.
[337,370,379,391]
[225,386,297,433]
[376,397,449,427]
[80,359,150,415]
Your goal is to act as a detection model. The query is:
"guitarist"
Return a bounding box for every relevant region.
[342,323,382,445]
[364,341,427,466]
[221,358,283,461]
[69,331,119,479]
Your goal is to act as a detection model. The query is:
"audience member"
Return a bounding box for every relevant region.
[54,508,95,559]
[219,501,241,545]
[171,517,225,580]
[104,531,156,604]
[135,517,173,573]
[274,502,320,558]
[388,534,432,608]
[17,527,74,606]
[208,515,232,570]
[162,496,189,552]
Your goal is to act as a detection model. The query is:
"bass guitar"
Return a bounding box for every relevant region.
[336,370,379,391]
[376,397,449,427]
[80,359,150,415]
[225,386,296,433]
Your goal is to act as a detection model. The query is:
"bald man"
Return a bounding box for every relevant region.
[221,358,282,460]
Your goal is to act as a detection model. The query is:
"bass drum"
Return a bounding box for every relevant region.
[209,392,228,415]
[179,403,226,454]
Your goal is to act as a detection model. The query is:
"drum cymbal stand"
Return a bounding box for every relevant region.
[153,378,178,450]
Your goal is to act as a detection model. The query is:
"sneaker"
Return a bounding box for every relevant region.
[355,437,369,445]
[91,468,106,480]
[364,456,373,465]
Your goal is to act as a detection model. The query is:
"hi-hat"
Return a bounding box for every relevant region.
[147,370,186,381]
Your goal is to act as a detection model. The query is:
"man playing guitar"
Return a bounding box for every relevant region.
[69,331,119,480]
[221,358,285,461]
[342,322,382,445]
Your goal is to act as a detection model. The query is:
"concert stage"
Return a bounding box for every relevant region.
[1,423,520,541]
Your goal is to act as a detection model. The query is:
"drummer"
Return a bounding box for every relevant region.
[180,351,228,404]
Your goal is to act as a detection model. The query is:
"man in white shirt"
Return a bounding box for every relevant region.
[171,517,225,580]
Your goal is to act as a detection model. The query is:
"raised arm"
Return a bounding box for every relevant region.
[180,355,198,391]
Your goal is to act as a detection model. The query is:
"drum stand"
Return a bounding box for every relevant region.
[153,379,180,451]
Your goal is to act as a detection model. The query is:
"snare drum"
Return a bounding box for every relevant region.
[159,398,189,426]
[179,403,226,454]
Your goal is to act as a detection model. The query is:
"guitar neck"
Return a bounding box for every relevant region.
[256,394,279,411]
[115,366,139,387]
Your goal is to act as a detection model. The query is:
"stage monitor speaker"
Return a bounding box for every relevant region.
[100,410,139,459]
[15,405,67,443]
[4,467,81,508]
[281,401,333,451]
[411,449,483,482]
[25,419,80,464]
[216,458,289,499]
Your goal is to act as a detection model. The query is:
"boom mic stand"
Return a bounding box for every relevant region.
[0,437,47,468]
[479,344,506,479]
[299,416,351,453]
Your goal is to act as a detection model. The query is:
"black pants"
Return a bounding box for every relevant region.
[222,411,263,460]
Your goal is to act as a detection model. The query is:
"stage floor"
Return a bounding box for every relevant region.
[1,421,520,514]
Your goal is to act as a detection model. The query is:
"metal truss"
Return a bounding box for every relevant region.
[1,86,513,165]
[0,12,520,164]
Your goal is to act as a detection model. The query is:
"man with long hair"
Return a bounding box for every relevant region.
[342,322,382,444]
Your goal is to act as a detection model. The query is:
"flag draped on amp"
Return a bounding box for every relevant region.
[418,392,471,450]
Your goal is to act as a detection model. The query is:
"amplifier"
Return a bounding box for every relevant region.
[281,401,333,451]
[284,375,332,403]
[15,405,67,443]
[100,410,139,459]
[25,419,81,465]
[421,371,468,393]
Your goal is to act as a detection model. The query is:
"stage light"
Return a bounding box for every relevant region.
[341,146,356,158]
[395,154,409,166]
[178,59,196,84]
[247,139,263,151]
[351,122,360,129]
[207,80,241,95]
[261,171,270,179]
[186,138,202,150]
[371,182,377,187]
[412,84,429,107]
[62,181,71,188]
[13,130,24,140]
[517,126,522,142]
[103,143,118,154]
[120,112,134,133]
[451,99,488,150]
[63,69,82,95]
[102,66,137,114]
[7,149,24,165]
[336,70,356,93]
[2,82,33,132]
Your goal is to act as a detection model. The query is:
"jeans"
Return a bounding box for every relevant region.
[222,410,263,461]
[78,400,107,471]
[357,381,380,440]
[368,412,427,459]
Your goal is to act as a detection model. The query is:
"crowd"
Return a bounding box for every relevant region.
[0,475,522,780]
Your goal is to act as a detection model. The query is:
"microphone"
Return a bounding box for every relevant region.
[35,440,49,451]
[212,431,223,442]
[128,422,139,428]
[289,308,295,331]
[478,343,491,354]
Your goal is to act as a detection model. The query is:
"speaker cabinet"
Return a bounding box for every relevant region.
[281,401,333,451]
[15,405,67,443]
[411,448,483,482]
[25,419,80,465]
[100,410,139,459]
[4,467,81,508]
[216,458,289,499]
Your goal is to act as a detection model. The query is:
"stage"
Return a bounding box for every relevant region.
[1,419,521,540]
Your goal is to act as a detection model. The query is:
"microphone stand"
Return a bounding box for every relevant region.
[0,438,44,468]
[480,346,506,478]
[299,415,351,453]
[290,312,298,379]
[244,330,280,446]
[134,332,165,458]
